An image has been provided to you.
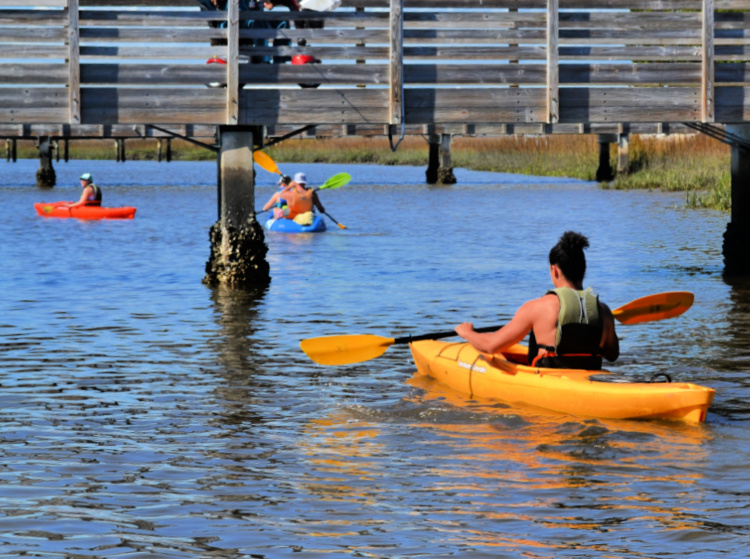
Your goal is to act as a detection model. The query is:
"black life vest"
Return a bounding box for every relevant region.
[528,287,604,370]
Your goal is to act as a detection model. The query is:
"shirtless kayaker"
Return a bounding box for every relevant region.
[455,231,619,369]
[262,172,325,220]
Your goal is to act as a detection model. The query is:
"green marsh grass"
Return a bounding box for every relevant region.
[7,133,730,212]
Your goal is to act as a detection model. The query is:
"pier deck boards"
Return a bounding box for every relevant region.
[2,0,749,138]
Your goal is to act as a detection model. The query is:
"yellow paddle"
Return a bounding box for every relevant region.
[253,150,348,229]
[611,291,694,325]
[300,291,695,366]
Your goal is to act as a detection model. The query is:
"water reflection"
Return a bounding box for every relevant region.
[208,285,268,426]
[707,276,750,420]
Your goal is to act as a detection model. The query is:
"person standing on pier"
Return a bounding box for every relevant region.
[66,173,102,208]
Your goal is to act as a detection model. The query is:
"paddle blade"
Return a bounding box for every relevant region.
[319,173,352,190]
[253,151,281,175]
[613,291,694,325]
[301,334,395,365]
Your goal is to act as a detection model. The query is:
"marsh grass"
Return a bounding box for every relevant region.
[6,133,731,211]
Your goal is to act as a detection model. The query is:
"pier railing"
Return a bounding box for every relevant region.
[2,0,750,135]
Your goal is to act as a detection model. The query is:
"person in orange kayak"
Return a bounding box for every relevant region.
[66,173,102,208]
[263,172,325,223]
[455,231,619,370]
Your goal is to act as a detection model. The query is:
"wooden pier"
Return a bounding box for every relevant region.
[3,0,750,281]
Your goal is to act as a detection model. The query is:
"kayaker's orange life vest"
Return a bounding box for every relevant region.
[284,187,313,218]
[528,287,604,370]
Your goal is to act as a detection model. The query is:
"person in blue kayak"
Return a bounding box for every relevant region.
[262,172,325,222]
[455,231,619,370]
[66,173,102,208]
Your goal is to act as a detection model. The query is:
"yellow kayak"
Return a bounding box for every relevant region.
[409,340,715,423]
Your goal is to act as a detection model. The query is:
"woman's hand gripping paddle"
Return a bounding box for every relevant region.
[300,291,695,366]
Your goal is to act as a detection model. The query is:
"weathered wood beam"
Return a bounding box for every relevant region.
[703,0,715,122]
[227,0,238,125]
[547,0,559,124]
[389,0,403,127]
[68,0,80,125]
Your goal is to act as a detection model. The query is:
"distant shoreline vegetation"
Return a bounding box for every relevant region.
[7,134,730,212]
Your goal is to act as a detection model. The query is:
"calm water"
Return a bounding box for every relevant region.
[1,158,749,558]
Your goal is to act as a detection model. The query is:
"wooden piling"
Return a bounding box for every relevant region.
[617,133,630,177]
[723,125,750,275]
[203,127,270,288]
[36,136,55,188]
[596,134,616,182]
[426,133,456,185]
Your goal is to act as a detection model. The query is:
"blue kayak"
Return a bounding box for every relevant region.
[264,214,327,233]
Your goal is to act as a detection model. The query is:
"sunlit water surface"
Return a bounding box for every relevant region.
[1,159,748,558]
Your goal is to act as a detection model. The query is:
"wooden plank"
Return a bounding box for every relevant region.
[406,46,547,61]
[0,88,68,123]
[0,45,68,58]
[0,12,68,26]
[79,0,195,5]
[547,0,559,123]
[716,63,750,82]
[559,88,701,122]
[240,64,387,85]
[405,64,547,85]
[560,46,702,61]
[0,123,218,137]
[0,27,67,42]
[241,89,389,125]
[227,0,238,125]
[559,63,702,85]
[241,28,546,45]
[559,12,701,30]
[69,0,81,125]
[0,64,67,84]
[79,28,222,43]
[703,0,715,122]
[715,86,750,121]
[80,45,217,59]
[80,88,226,124]
[80,64,225,85]
[0,0,66,6]
[389,0,403,125]
[404,88,547,124]
[78,11,214,27]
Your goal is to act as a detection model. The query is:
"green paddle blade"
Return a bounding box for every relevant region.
[318,173,351,190]
[612,291,694,325]
[301,334,395,365]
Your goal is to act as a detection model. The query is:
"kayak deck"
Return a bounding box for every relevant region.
[35,202,136,220]
[264,214,326,233]
[409,340,715,423]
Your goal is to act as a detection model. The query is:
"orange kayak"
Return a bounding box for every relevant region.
[410,340,715,423]
[35,202,136,220]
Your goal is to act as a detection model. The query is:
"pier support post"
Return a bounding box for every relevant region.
[426,134,456,184]
[36,136,56,187]
[723,124,750,275]
[617,133,630,176]
[595,134,616,182]
[203,127,270,288]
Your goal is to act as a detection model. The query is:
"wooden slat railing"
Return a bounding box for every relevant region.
[2,0,750,130]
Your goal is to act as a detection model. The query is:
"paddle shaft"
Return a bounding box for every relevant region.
[324,211,347,229]
[393,325,500,345]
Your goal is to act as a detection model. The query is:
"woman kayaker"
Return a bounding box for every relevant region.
[455,231,619,370]
[66,173,102,208]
